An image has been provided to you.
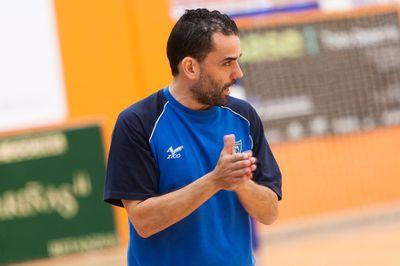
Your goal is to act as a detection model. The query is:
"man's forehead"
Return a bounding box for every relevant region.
[209,32,241,59]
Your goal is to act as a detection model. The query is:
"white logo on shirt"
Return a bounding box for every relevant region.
[167,146,184,159]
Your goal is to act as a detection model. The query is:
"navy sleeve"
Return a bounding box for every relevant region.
[104,111,159,207]
[249,106,282,201]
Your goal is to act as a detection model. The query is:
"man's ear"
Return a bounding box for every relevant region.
[180,57,200,80]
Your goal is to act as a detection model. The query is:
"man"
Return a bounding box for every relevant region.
[104,9,282,266]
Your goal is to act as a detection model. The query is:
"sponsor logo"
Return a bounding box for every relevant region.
[167,146,184,159]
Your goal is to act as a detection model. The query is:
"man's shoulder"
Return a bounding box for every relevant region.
[224,96,258,122]
[120,89,167,118]
[116,89,168,136]
[226,96,252,109]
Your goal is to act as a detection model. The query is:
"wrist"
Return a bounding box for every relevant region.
[235,179,251,193]
[203,171,221,193]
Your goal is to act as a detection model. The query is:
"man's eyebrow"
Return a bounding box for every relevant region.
[220,53,242,63]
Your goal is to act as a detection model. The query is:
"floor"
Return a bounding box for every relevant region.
[10,202,400,266]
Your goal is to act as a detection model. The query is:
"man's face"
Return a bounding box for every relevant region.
[190,32,243,107]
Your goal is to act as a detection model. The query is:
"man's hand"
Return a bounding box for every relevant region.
[210,134,257,191]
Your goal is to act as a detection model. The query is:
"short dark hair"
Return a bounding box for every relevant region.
[167,9,239,76]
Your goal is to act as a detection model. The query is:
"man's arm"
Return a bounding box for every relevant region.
[232,105,282,225]
[235,180,279,225]
[123,135,253,238]
[225,134,279,226]
[123,172,218,238]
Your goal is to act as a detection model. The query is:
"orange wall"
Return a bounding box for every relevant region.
[273,126,400,221]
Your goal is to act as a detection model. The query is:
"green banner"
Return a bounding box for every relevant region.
[0,124,118,265]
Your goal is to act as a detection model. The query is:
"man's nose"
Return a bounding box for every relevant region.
[232,61,243,80]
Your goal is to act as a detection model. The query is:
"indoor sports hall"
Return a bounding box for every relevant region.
[1,1,400,265]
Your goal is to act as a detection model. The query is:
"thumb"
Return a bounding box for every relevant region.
[222,134,235,155]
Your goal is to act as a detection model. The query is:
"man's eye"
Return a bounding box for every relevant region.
[223,61,231,66]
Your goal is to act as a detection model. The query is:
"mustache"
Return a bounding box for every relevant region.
[224,79,237,89]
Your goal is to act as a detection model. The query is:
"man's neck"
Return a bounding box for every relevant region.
[169,80,210,111]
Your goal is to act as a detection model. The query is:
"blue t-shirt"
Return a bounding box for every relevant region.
[104,87,282,266]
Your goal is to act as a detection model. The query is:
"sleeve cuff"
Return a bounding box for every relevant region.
[104,191,158,207]
[254,181,282,201]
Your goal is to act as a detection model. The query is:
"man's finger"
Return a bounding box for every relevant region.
[229,153,248,162]
[244,150,252,157]
[222,134,235,155]
[231,158,252,170]
[230,167,252,177]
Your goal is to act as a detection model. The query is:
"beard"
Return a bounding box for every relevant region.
[190,71,236,107]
